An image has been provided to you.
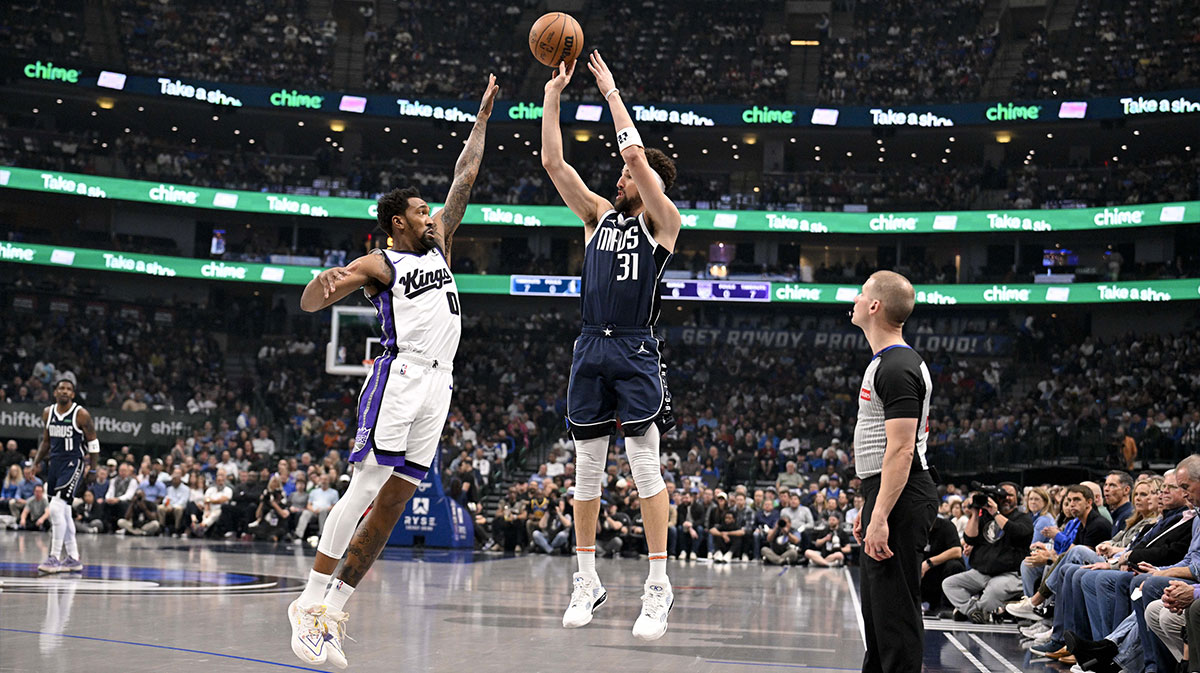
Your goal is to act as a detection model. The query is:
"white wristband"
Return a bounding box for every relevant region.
[616,127,643,152]
[87,438,100,454]
[603,87,619,100]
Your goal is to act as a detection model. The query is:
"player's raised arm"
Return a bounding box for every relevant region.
[541,60,611,238]
[588,50,682,251]
[300,251,392,313]
[433,74,499,262]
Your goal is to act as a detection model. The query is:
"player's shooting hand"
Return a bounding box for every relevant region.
[864,519,892,561]
[476,74,499,120]
[544,60,575,95]
[316,267,352,299]
[587,50,616,99]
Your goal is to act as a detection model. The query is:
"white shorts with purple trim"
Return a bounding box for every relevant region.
[349,354,453,485]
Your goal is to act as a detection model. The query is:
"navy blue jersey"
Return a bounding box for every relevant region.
[581,210,671,328]
[46,403,86,459]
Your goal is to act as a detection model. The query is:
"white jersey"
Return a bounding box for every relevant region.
[367,247,461,365]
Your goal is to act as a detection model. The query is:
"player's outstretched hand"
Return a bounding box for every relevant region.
[544,60,575,95]
[587,50,616,98]
[316,267,352,299]
[476,74,499,120]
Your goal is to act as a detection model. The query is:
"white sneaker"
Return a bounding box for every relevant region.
[1006,596,1040,621]
[287,599,327,665]
[319,609,350,669]
[1020,620,1052,638]
[632,579,673,641]
[562,572,607,628]
[1029,629,1054,647]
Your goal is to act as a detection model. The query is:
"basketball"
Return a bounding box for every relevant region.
[528,12,584,67]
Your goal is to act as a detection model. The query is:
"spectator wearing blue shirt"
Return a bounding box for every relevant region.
[1,464,21,509]
[139,466,168,505]
[1104,471,1134,537]
[751,496,781,559]
[822,474,843,502]
[8,465,43,520]
[272,459,297,496]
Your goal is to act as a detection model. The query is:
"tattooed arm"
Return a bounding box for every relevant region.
[433,74,499,264]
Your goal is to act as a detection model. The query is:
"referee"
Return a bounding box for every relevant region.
[849,270,938,673]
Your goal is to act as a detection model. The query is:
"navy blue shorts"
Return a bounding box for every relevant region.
[47,454,86,500]
[567,326,675,441]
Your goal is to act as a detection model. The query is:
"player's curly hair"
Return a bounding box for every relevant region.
[644,148,676,193]
[376,187,423,237]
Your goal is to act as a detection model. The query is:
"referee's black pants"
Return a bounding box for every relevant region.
[859,470,938,673]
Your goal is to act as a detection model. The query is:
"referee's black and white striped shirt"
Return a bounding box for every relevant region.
[853,344,932,479]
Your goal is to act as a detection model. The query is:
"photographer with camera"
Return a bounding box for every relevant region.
[117,488,161,536]
[761,516,802,565]
[532,490,572,554]
[942,482,1032,623]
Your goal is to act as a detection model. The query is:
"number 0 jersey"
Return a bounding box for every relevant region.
[366,247,462,364]
[581,210,671,327]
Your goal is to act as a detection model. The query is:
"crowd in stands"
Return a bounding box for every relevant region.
[1011,0,1200,99]
[4,111,1198,218]
[361,0,535,96]
[580,0,790,104]
[115,0,336,89]
[0,0,90,62]
[819,0,998,105]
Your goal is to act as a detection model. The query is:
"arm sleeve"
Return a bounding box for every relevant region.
[873,355,924,420]
[1004,513,1034,546]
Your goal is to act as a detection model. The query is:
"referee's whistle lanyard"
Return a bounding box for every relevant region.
[871,343,912,360]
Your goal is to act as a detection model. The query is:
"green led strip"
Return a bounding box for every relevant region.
[3,241,1199,305]
[0,165,1195,234]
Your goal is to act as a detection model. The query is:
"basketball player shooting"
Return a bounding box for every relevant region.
[31,379,99,574]
[541,51,681,641]
[285,75,498,669]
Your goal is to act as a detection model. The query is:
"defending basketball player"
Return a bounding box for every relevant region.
[541,51,681,641]
[286,75,498,669]
[31,379,99,574]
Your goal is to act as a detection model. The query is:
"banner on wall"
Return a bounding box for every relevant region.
[665,328,1012,355]
[0,403,198,444]
[1,166,1196,235]
[11,58,1200,127]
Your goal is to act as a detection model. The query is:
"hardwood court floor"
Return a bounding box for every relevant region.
[0,530,1069,672]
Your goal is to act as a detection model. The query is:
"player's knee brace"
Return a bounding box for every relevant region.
[626,426,665,498]
[572,436,608,501]
[317,462,393,558]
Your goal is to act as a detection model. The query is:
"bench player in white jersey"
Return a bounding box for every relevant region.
[286,75,498,669]
[542,52,683,641]
[31,378,99,573]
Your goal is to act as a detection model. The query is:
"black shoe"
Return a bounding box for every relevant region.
[1065,630,1118,665]
[968,609,987,624]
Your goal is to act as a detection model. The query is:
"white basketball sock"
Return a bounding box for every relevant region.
[325,579,356,612]
[577,545,597,577]
[648,551,668,583]
[299,569,332,608]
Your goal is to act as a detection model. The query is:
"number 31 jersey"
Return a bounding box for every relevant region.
[581,209,671,328]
